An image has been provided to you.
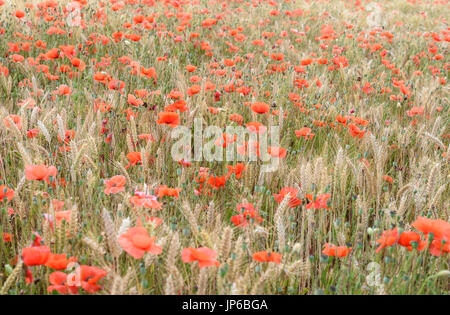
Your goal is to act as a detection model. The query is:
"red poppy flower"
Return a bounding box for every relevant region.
[156,112,180,127]
[226,163,246,179]
[47,272,79,294]
[27,129,40,138]
[15,10,25,19]
[412,217,450,243]
[45,254,75,270]
[156,185,182,199]
[268,146,287,158]
[126,152,142,168]
[118,227,162,259]
[252,251,282,264]
[0,185,14,202]
[273,187,302,208]
[375,228,399,253]
[181,247,220,268]
[3,114,22,130]
[129,191,162,210]
[25,164,57,181]
[305,193,331,210]
[186,65,197,72]
[22,246,51,266]
[348,124,365,138]
[398,231,426,251]
[187,85,201,96]
[250,102,270,114]
[322,243,352,257]
[78,265,108,293]
[295,127,315,140]
[104,175,126,195]
[231,202,263,227]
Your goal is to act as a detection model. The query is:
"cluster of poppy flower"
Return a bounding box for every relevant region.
[4,42,442,153]
[376,217,450,257]
[193,163,246,195]
[273,186,331,210]
[101,173,287,269]
[19,233,107,294]
[319,216,450,259]
[119,226,284,268]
